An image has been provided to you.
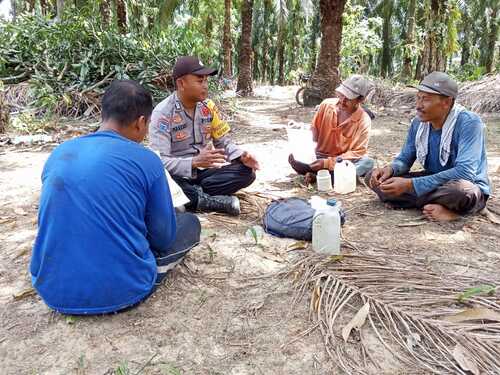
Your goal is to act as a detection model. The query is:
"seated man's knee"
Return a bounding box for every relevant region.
[442,179,479,197]
[234,160,256,185]
[436,179,485,214]
[356,157,375,177]
[176,212,201,241]
[247,169,257,184]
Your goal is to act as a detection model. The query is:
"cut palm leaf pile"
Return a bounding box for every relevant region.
[371,75,500,114]
[288,252,500,374]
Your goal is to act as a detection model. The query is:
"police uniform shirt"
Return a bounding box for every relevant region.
[149,92,243,178]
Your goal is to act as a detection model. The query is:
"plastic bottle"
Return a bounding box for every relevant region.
[312,198,341,255]
[334,157,356,194]
[316,169,333,192]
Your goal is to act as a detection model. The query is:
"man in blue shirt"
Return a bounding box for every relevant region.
[366,72,490,221]
[30,80,201,315]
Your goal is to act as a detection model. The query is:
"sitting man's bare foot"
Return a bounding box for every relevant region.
[422,204,459,222]
[288,154,312,175]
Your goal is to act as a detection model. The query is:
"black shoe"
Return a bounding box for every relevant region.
[195,188,240,216]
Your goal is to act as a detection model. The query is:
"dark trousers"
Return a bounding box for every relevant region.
[365,171,488,215]
[154,212,201,284]
[114,213,200,314]
[173,160,256,209]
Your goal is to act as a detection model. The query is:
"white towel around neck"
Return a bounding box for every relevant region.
[415,103,466,167]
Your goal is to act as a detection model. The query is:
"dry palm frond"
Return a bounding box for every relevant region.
[370,79,416,109]
[3,83,32,110]
[458,74,500,113]
[288,252,500,374]
[235,191,273,222]
[370,75,500,114]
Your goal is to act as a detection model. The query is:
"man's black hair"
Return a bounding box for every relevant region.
[101,80,153,126]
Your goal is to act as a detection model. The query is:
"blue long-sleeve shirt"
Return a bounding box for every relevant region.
[391,111,490,197]
[30,131,176,315]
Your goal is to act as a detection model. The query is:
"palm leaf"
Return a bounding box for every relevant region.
[287,252,500,374]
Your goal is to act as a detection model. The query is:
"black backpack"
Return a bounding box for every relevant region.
[263,197,346,241]
[263,198,315,240]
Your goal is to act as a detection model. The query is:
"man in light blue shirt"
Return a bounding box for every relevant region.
[30,80,200,315]
[366,72,490,221]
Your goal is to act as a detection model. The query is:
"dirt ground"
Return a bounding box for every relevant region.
[1,86,499,375]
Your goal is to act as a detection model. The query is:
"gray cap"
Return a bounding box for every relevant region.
[410,71,458,98]
[335,75,372,99]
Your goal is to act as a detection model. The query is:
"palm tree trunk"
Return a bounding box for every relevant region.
[40,0,47,15]
[305,0,346,105]
[129,1,141,33]
[222,0,232,78]
[12,0,17,20]
[236,0,254,96]
[402,0,416,80]
[485,4,499,73]
[380,0,394,78]
[421,0,447,77]
[56,0,64,21]
[205,14,213,48]
[116,0,127,34]
[308,2,320,73]
[460,5,471,66]
[27,0,35,12]
[277,31,286,85]
[100,0,111,27]
[261,0,273,83]
[277,2,287,85]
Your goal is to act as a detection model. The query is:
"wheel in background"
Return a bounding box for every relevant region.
[295,87,305,106]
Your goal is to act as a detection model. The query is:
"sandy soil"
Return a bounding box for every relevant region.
[1,86,499,374]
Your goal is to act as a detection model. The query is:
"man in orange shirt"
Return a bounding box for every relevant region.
[289,75,375,183]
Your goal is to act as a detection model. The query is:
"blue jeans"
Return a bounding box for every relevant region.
[352,156,375,177]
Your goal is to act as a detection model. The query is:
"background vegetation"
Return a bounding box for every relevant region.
[0,0,498,115]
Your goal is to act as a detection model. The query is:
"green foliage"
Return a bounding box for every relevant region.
[115,362,130,375]
[10,112,53,134]
[340,3,382,77]
[448,64,486,82]
[457,284,496,302]
[0,0,498,119]
[162,365,183,375]
[0,12,218,116]
[65,315,77,325]
[444,0,461,56]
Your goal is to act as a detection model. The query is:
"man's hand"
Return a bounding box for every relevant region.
[369,166,393,188]
[240,151,260,171]
[192,146,227,169]
[379,177,413,197]
[309,159,327,172]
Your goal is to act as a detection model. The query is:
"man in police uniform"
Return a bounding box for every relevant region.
[149,56,259,216]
